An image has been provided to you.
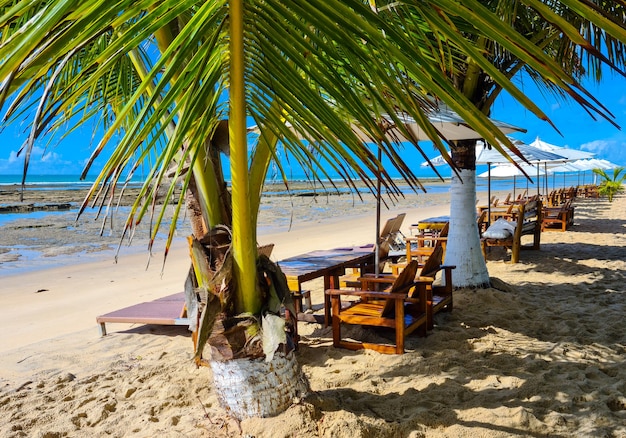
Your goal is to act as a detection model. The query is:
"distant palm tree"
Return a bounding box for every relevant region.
[407,1,626,286]
[593,167,625,202]
[1,0,625,419]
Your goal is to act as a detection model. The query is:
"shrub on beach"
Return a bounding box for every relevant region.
[593,167,626,202]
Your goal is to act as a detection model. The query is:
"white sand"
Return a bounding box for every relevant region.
[1,192,625,437]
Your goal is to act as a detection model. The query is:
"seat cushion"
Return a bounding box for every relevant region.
[482,218,515,239]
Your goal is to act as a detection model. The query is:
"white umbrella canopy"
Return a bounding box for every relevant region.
[529,137,595,160]
[422,139,565,225]
[549,158,621,186]
[478,163,546,201]
[475,140,568,164]
[586,158,621,170]
[473,140,566,223]
[353,111,524,273]
[478,163,547,178]
[422,139,566,167]
[353,105,524,144]
[550,158,621,172]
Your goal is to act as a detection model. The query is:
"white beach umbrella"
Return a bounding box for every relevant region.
[353,103,524,144]
[529,137,595,160]
[586,158,621,170]
[549,158,620,186]
[475,140,568,165]
[475,141,566,223]
[354,110,525,274]
[422,139,566,167]
[361,111,524,274]
[424,139,565,224]
[478,163,547,178]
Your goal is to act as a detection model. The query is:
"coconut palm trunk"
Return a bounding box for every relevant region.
[446,140,490,288]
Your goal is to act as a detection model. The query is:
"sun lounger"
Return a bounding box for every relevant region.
[96,292,189,336]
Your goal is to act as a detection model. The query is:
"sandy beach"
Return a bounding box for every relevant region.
[1,186,625,437]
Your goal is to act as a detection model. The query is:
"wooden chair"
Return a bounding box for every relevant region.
[365,245,454,331]
[541,199,574,232]
[325,260,430,354]
[382,212,407,251]
[398,221,449,268]
[339,212,406,288]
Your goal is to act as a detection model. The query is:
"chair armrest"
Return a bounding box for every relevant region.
[359,276,396,284]
[325,289,411,300]
[407,236,448,243]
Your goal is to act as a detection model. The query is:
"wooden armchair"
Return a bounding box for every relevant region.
[367,245,454,330]
[542,200,574,232]
[325,260,431,354]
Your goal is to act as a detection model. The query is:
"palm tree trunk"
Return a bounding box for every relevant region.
[445,140,490,288]
[196,0,308,420]
[210,353,309,420]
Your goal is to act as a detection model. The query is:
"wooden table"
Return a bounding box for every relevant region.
[409,216,450,235]
[278,245,375,326]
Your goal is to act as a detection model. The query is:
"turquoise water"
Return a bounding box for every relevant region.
[0,174,143,187]
[0,170,595,199]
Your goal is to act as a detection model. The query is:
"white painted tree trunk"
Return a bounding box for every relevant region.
[210,352,309,420]
[444,169,490,288]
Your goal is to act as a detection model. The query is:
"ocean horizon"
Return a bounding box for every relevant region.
[0,166,598,195]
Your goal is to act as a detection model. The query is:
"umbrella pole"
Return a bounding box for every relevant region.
[487,163,492,227]
[513,175,516,200]
[375,147,382,277]
[537,165,540,197]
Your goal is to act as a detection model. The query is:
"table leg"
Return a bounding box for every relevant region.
[323,275,332,327]
[323,270,343,327]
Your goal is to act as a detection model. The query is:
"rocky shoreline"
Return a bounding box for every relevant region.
[0,202,73,213]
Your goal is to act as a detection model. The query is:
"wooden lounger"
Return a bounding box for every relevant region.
[96,292,189,336]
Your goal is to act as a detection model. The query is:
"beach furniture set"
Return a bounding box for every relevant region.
[96,186,594,351]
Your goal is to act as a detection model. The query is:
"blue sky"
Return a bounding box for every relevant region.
[0,73,624,178]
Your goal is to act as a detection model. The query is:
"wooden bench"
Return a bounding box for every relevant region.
[480,200,542,263]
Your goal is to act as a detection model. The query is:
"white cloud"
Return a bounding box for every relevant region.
[580,138,626,165]
[0,145,84,175]
[7,150,20,163]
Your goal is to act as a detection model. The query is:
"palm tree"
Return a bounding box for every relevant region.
[401,0,626,287]
[593,167,625,202]
[1,0,624,419]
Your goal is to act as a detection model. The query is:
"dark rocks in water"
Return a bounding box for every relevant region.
[0,203,73,213]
